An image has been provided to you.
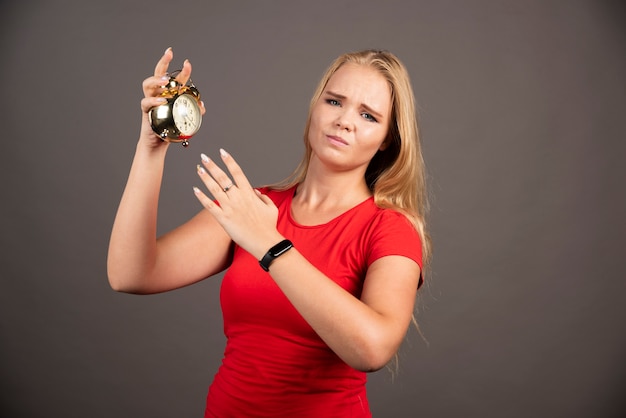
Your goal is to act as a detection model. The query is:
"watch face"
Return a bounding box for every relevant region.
[172,94,202,136]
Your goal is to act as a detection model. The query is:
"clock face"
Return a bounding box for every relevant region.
[172,94,202,136]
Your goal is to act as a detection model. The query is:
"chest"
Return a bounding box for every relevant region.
[220,210,375,339]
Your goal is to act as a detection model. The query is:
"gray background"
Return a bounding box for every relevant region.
[1,1,625,417]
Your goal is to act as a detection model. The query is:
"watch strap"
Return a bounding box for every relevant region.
[259,239,293,272]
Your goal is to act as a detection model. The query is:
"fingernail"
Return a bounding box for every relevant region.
[165,47,172,54]
[200,153,209,163]
[220,148,229,158]
[156,97,167,103]
[193,186,201,194]
[196,164,205,174]
[160,75,169,81]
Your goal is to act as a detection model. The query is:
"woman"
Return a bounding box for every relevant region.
[108,47,431,417]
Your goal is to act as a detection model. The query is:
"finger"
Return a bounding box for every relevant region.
[175,59,192,86]
[154,47,173,77]
[219,149,253,191]
[142,75,171,97]
[256,190,274,206]
[193,186,221,213]
[197,160,232,197]
[141,97,167,113]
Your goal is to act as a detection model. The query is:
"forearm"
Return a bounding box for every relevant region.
[107,142,168,291]
[266,249,413,372]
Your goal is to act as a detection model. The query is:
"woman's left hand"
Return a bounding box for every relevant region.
[193,149,285,260]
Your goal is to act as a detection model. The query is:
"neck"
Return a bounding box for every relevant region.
[295,158,371,208]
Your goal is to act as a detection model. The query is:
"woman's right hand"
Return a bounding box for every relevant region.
[108,47,228,294]
[138,47,206,149]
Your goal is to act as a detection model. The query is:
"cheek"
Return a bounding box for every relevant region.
[308,107,329,139]
[361,125,389,149]
[308,117,320,141]
[310,105,329,128]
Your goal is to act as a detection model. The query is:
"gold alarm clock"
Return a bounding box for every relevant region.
[149,70,202,147]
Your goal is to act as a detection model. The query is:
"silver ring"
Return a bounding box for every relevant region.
[223,183,234,192]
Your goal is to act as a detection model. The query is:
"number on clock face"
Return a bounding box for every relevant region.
[173,94,201,136]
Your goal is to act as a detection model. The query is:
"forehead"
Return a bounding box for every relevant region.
[324,63,392,111]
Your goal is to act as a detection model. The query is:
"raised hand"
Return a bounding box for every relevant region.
[138,47,206,149]
[193,149,284,260]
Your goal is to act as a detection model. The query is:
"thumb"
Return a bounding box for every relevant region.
[255,189,274,205]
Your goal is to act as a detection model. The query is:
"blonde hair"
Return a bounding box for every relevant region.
[274,49,432,268]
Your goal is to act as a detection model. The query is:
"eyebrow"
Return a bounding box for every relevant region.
[325,90,385,120]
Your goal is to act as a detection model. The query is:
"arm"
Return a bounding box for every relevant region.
[107,48,232,294]
[194,150,421,371]
[268,251,420,372]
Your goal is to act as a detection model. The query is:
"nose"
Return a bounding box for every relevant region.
[335,110,355,132]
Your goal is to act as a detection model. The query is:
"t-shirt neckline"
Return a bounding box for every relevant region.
[286,185,375,229]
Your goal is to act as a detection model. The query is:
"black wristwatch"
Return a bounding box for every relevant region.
[259,239,293,272]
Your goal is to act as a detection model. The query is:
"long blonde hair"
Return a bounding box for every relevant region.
[274,49,431,268]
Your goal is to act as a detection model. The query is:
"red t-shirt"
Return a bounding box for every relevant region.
[205,186,422,417]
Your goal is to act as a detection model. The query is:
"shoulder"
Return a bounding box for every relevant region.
[362,205,423,270]
[358,201,416,237]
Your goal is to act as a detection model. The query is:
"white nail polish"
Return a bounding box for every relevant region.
[201,153,209,163]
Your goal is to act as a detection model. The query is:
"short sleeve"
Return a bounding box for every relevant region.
[365,210,423,285]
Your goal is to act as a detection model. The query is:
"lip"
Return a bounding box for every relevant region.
[326,134,348,146]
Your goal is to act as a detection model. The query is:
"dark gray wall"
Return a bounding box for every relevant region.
[1,1,624,417]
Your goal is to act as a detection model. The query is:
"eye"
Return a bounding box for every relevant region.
[326,98,340,106]
[361,112,378,123]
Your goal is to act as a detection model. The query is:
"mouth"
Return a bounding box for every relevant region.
[326,134,348,146]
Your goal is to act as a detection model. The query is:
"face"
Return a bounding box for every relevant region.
[308,63,392,176]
